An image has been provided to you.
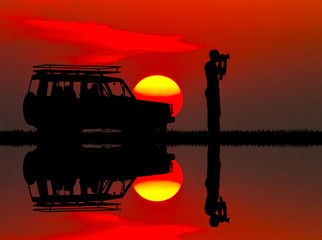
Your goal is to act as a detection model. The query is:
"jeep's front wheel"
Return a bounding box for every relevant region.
[159,123,167,133]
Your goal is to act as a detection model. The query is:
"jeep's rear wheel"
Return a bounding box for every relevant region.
[23,92,36,126]
[23,151,36,185]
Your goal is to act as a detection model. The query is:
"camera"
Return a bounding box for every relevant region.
[219,54,230,61]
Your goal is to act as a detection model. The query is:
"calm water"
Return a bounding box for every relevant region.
[0,145,321,240]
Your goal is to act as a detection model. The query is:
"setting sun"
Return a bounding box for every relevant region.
[133,75,183,116]
[133,161,183,202]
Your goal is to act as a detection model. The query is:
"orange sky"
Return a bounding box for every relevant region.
[0,0,321,130]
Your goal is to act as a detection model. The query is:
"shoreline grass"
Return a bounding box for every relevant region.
[0,129,321,147]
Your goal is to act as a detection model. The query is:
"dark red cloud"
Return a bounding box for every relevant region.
[9,16,200,63]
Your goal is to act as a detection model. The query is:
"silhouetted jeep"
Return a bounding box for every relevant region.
[23,65,174,133]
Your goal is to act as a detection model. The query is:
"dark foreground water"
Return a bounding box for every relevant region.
[0,145,321,240]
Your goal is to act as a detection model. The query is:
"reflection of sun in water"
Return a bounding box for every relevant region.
[133,161,183,202]
[133,75,183,116]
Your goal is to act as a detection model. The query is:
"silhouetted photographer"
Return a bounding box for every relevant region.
[205,144,230,227]
[204,50,229,133]
[205,196,230,227]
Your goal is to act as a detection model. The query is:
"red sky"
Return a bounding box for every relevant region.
[0,0,321,130]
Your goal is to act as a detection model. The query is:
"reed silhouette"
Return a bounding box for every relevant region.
[1,130,321,146]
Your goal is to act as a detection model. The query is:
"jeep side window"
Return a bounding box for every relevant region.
[50,81,57,96]
[107,82,122,96]
[28,79,39,94]
[105,81,131,97]
[120,83,132,97]
[37,80,48,96]
[89,83,99,97]
[47,82,53,97]
[101,82,112,97]
[64,85,76,98]
[51,81,62,97]
[73,82,81,98]
[51,85,64,97]
[80,80,88,98]
[80,83,100,97]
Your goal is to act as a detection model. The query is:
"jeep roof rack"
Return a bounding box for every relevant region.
[33,202,121,212]
[33,64,121,75]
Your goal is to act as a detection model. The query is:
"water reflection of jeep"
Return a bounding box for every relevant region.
[23,144,174,211]
[23,65,175,134]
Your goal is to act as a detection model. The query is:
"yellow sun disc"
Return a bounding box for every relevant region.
[134,75,181,97]
[133,75,183,116]
[133,180,181,202]
[133,161,183,202]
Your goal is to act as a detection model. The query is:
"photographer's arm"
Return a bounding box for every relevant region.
[218,60,227,80]
[222,59,227,76]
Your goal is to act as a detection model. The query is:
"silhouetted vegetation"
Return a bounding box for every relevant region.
[0,130,38,146]
[0,129,321,147]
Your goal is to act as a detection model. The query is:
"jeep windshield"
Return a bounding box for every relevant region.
[100,80,133,98]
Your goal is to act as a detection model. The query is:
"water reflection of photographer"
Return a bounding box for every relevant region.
[204,50,229,133]
[204,144,229,227]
